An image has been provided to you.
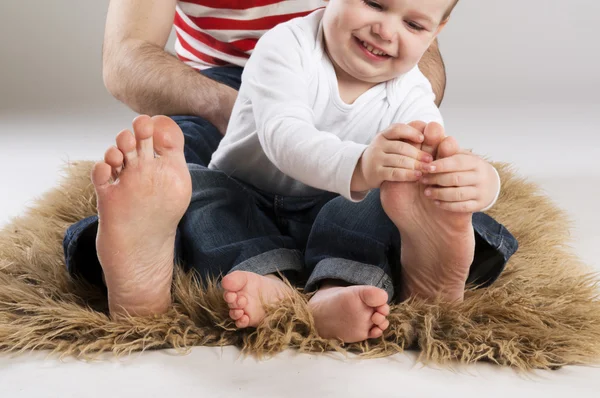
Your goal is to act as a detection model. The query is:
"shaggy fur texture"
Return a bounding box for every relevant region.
[1,161,600,369]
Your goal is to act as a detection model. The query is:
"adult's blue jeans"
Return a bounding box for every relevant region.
[63,66,518,301]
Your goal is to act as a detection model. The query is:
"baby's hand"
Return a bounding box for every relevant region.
[351,123,433,191]
[420,150,500,213]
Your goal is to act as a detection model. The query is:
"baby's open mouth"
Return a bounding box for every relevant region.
[356,37,391,57]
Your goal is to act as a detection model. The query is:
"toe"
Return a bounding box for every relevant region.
[104,146,124,179]
[376,304,390,316]
[437,136,460,159]
[91,162,112,190]
[422,122,445,158]
[371,311,386,326]
[116,129,138,167]
[151,115,185,156]
[379,319,390,331]
[223,291,237,304]
[104,146,124,168]
[229,309,244,321]
[359,287,388,308]
[236,314,250,328]
[368,326,383,339]
[408,120,427,131]
[221,271,248,293]
[236,295,248,308]
[132,115,155,160]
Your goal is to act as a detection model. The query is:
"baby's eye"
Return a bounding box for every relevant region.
[406,21,425,31]
[362,0,383,11]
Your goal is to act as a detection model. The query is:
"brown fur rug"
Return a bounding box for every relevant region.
[1,160,600,370]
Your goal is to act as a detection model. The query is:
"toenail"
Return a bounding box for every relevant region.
[425,189,431,196]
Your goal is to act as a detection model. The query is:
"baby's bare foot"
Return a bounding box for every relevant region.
[381,123,475,302]
[308,285,390,343]
[93,115,192,317]
[222,271,294,328]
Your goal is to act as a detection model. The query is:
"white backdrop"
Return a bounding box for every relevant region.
[1,0,599,110]
[0,2,599,397]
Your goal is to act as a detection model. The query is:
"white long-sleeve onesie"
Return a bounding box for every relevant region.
[208,9,500,208]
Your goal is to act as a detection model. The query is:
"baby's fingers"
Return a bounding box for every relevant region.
[383,154,430,172]
[382,123,426,144]
[421,171,478,187]
[426,154,476,173]
[381,167,423,182]
[383,141,433,162]
[424,186,478,202]
[433,200,480,213]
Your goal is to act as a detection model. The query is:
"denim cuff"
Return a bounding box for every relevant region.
[230,248,304,277]
[63,215,105,287]
[469,212,519,288]
[304,258,394,303]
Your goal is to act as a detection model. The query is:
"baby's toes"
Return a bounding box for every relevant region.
[371,311,387,326]
[368,326,384,339]
[224,291,238,305]
[376,304,390,317]
[236,314,250,328]
[236,295,248,308]
[229,309,245,321]
[379,319,390,331]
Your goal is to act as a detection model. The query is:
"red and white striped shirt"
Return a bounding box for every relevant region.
[174,0,327,69]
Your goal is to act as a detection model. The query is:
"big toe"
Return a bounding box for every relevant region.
[437,136,460,159]
[151,115,185,156]
[358,287,389,308]
[422,122,445,157]
[222,271,248,293]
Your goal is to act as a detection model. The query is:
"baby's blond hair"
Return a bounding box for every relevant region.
[442,0,460,22]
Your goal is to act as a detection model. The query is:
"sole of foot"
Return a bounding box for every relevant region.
[308,285,390,343]
[222,271,294,328]
[93,115,192,317]
[380,122,475,302]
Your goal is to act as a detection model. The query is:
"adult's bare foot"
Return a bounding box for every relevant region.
[380,122,475,302]
[308,285,390,343]
[222,271,294,328]
[93,115,192,317]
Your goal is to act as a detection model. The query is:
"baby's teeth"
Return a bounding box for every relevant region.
[361,40,386,56]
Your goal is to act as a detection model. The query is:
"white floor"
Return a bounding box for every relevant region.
[0,104,599,397]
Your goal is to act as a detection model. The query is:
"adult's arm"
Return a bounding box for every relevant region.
[102,0,237,134]
[418,39,446,107]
